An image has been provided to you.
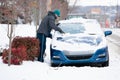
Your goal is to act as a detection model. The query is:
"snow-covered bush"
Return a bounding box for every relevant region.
[2,36,40,65]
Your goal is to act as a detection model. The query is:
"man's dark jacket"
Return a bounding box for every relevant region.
[37,11,63,37]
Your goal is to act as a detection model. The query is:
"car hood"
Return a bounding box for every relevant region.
[57,35,101,46]
[52,33,106,55]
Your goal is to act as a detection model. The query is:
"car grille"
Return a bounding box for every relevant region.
[65,54,93,60]
[63,50,93,60]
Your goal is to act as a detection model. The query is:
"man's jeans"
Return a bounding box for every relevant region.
[37,33,46,62]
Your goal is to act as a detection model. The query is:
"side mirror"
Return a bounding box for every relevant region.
[104,31,112,37]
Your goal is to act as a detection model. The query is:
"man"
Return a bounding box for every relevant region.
[37,9,64,62]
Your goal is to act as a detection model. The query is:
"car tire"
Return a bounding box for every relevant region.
[51,62,63,67]
[51,63,58,67]
[101,55,109,67]
[101,60,109,67]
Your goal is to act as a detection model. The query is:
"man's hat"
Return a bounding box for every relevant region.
[53,9,60,17]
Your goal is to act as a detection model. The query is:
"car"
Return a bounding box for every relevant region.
[50,18,112,67]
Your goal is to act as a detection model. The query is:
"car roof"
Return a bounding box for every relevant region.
[59,18,98,24]
[59,18,86,24]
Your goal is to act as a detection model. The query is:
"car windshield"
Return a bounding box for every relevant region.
[59,23,85,34]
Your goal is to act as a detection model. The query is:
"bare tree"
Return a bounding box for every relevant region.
[8,3,17,66]
[68,0,77,14]
[7,22,15,66]
[39,0,47,19]
[47,0,52,11]
[0,0,16,66]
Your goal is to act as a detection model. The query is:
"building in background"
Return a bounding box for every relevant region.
[86,8,110,28]
[67,6,114,28]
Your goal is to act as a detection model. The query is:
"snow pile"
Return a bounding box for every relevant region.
[111,28,120,37]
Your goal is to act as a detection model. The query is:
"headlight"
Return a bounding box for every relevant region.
[98,53,106,58]
[53,56,60,60]
[96,53,106,61]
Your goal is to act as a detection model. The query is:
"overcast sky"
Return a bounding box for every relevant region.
[69,0,120,6]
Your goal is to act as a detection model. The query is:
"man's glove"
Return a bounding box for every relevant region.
[56,23,60,26]
[59,30,65,34]
[47,33,52,39]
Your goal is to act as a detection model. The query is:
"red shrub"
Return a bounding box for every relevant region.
[2,36,40,65]
[2,48,23,65]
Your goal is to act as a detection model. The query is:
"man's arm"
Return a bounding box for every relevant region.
[49,17,64,33]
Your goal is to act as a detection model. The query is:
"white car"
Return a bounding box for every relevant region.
[50,18,112,67]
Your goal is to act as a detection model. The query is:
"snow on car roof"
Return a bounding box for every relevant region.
[59,18,99,24]
[59,18,86,24]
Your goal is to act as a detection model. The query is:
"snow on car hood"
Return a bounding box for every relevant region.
[56,35,101,46]
[51,33,106,54]
[52,34,102,49]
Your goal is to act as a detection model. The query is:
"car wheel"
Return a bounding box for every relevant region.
[51,63,59,67]
[101,55,109,67]
[51,62,63,67]
[92,60,109,67]
[101,60,109,67]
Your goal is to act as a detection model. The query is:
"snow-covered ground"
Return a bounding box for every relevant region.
[0,24,120,80]
[111,28,120,37]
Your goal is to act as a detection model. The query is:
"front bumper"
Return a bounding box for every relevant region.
[50,46,109,66]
